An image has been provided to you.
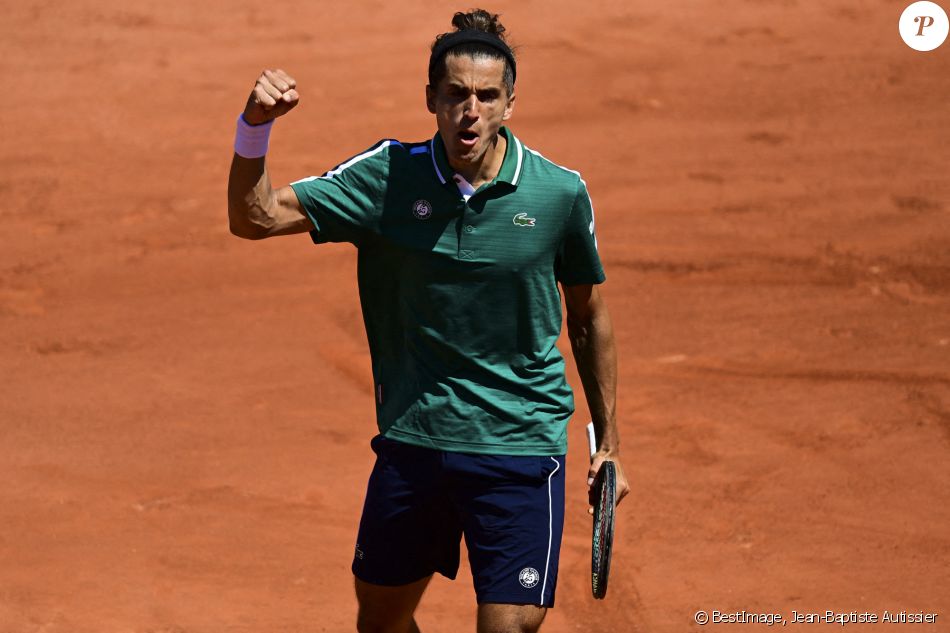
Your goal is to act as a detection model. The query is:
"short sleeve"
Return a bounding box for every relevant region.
[555,178,606,286]
[289,140,397,245]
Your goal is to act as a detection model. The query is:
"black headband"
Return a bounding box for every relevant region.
[428,30,516,84]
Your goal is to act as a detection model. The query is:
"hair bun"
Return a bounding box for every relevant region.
[451,9,507,40]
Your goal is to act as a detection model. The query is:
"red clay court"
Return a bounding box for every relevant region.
[1,1,948,631]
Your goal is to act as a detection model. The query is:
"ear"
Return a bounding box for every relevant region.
[425,85,436,114]
[502,92,516,121]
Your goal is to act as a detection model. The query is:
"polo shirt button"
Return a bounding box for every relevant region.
[465,224,475,233]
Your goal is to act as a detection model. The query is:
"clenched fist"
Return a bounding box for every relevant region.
[243,69,299,125]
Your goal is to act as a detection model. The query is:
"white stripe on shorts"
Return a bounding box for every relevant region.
[539,456,560,605]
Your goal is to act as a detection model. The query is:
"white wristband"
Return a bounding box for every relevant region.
[234,114,274,159]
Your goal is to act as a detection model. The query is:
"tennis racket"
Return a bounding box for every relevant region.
[587,422,616,600]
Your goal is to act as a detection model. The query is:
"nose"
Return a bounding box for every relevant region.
[462,94,479,120]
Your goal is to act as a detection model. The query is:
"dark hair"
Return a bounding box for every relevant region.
[429,9,515,96]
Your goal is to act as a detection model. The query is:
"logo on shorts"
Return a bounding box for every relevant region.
[412,199,433,220]
[518,567,540,589]
[512,212,536,227]
[355,544,364,560]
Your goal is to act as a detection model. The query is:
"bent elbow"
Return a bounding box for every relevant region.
[229,221,266,240]
[227,206,266,240]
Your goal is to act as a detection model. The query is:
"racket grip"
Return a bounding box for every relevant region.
[586,422,597,461]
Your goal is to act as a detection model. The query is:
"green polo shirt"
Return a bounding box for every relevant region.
[290,126,604,456]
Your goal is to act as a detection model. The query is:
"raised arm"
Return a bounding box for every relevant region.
[562,283,630,510]
[227,69,314,240]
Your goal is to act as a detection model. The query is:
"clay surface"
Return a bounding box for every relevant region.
[1,1,948,631]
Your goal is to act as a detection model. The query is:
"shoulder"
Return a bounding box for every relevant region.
[291,136,443,201]
[329,138,407,175]
[518,140,586,196]
[291,138,424,188]
[329,137,443,173]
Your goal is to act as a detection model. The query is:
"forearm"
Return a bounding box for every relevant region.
[227,154,278,239]
[228,69,302,239]
[568,303,619,454]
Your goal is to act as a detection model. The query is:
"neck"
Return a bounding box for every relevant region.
[448,131,507,189]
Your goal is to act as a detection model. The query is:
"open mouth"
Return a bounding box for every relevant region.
[458,130,479,145]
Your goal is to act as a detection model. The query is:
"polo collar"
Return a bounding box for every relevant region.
[430,126,524,188]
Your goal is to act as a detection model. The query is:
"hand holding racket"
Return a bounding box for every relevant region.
[586,421,630,600]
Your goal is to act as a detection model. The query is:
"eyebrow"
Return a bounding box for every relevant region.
[447,82,502,95]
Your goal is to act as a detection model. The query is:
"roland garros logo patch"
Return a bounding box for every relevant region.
[412,199,433,220]
[518,567,540,588]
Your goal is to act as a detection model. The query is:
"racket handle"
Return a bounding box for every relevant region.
[586,422,597,461]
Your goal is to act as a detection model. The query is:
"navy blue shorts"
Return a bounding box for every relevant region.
[352,435,566,607]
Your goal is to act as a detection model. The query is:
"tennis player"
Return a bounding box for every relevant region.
[227,9,629,633]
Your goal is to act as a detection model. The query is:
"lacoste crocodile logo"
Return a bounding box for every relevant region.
[512,212,536,227]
